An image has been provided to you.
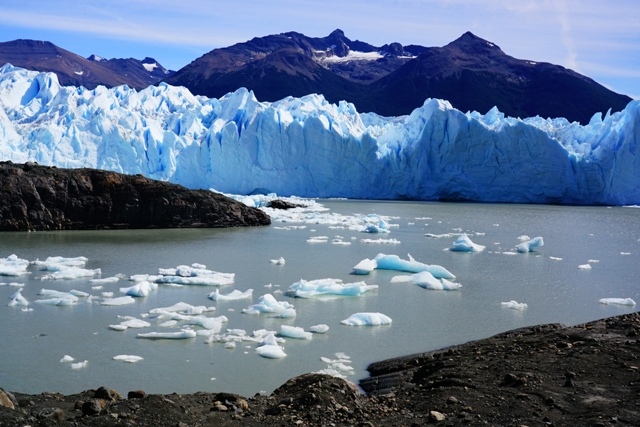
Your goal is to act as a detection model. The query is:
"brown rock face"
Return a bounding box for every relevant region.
[0,162,270,231]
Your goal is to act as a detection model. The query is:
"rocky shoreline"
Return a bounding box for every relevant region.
[0,162,270,231]
[2,312,639,426]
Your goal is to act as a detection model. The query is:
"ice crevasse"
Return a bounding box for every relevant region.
[0,64,638,205]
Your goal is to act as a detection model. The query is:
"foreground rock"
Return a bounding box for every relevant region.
[2,312,639,426]
[0,162,270,231]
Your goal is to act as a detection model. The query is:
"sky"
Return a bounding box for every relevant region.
[0,0,638,99]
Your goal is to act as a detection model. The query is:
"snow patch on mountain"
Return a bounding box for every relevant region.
[0,65,638,205]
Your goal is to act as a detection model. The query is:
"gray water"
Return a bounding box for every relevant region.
[0,200,638,397]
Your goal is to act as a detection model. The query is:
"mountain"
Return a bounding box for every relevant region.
[164,30,631,124]
[1,65,639,205]
[0,39,174,90]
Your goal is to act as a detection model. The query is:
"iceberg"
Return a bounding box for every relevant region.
[341,312,392,326]
[450,233,485,252]
[372,254,456,279]
[119,281,158,297]
[286,278,377,298]
[242,294,296,318]
[113,355,144,363]
[7,289,29,306]
[208,289,253,301]
[279,325,312,340]
[137,329,197,339]
[411,271,462,290]
[599,298,636,306]
[1,65,639,205]
[0,254,30,276]
[501,300,528,310]
[516,237,544,253]
[352,258,377,275]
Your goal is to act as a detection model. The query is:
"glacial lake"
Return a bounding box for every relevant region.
[1,199,638,397]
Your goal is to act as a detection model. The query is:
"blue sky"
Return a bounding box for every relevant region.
[0,0,638,99]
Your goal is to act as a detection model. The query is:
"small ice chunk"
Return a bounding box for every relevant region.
[137,329,197,339]
[119,281,158,297]
[412,272,462,290]
[0,254,30,276]
[113,355,144,363]
[374,253,455,279]
[89,276,121,284]
[450,233,485,252]
[32,256,88,269]
[390,275,412,283]
[501,300,528,310]
[242,294,296,318]
[59,355,74,363]
[256,344,287,359]
[516,237,544,253]
[101,296,136,306]
[8,289,29,306]
[352,258,376,275]
[70,360,88,369]
[280,325,312,340]
[40,266,101,280]
[578,264,592,270]
[309,324,329,334]
[270,257,286,265]
[599,298,636,306]
[341,312,392,326]
[208,289,253,301]
[286,278,377,298]
[360,238,401,244]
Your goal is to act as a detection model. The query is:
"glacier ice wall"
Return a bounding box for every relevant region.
[0,64,638,205]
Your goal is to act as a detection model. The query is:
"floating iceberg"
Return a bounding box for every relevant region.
[599,298,636,306]
[352,258,377,275]
[280,325,312,340]
[450,233,485,252]
[501,300,528,310]
[256,332,287,359]
[243,294,296,318]
[155,264,234,286]
[32,256,88,270]
[0,255,29,276]
[286,278,377,298]
[119,281,158,297]
[372,254,456,279]
[40,266,101,280]
[7,289,29,306]
[270,257,286,265]
[411,272,462,290]
[101,296,136,306]
[208,289,253,301]
[341,312,392,326]
[309,324,330,334]
[113,355,144,363]
[137,329,197,340]
[516,237,544,253]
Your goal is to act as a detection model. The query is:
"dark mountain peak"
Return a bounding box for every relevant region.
[141,57,158,64]
[87,54,106,62]
[445,31,504,56]
[328,29,346,39]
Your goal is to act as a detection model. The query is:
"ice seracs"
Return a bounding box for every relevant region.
[1,65,639,205]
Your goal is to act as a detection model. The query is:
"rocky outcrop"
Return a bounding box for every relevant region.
[0,162,270,231]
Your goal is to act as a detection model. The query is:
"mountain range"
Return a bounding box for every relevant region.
[0,30,633,124]
[0,39,174,90]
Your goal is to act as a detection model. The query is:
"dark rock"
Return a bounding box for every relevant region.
[128,390,146,399]
[82,398,108,415]
[0,162,270,231]
[266,199,303,210]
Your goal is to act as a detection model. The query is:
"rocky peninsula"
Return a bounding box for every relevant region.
[0,162,270,231]
[1,312,639,426]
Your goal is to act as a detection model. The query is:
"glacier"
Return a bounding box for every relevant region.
[0,64,639,205]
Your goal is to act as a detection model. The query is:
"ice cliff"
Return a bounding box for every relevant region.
[0,64,638,205]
